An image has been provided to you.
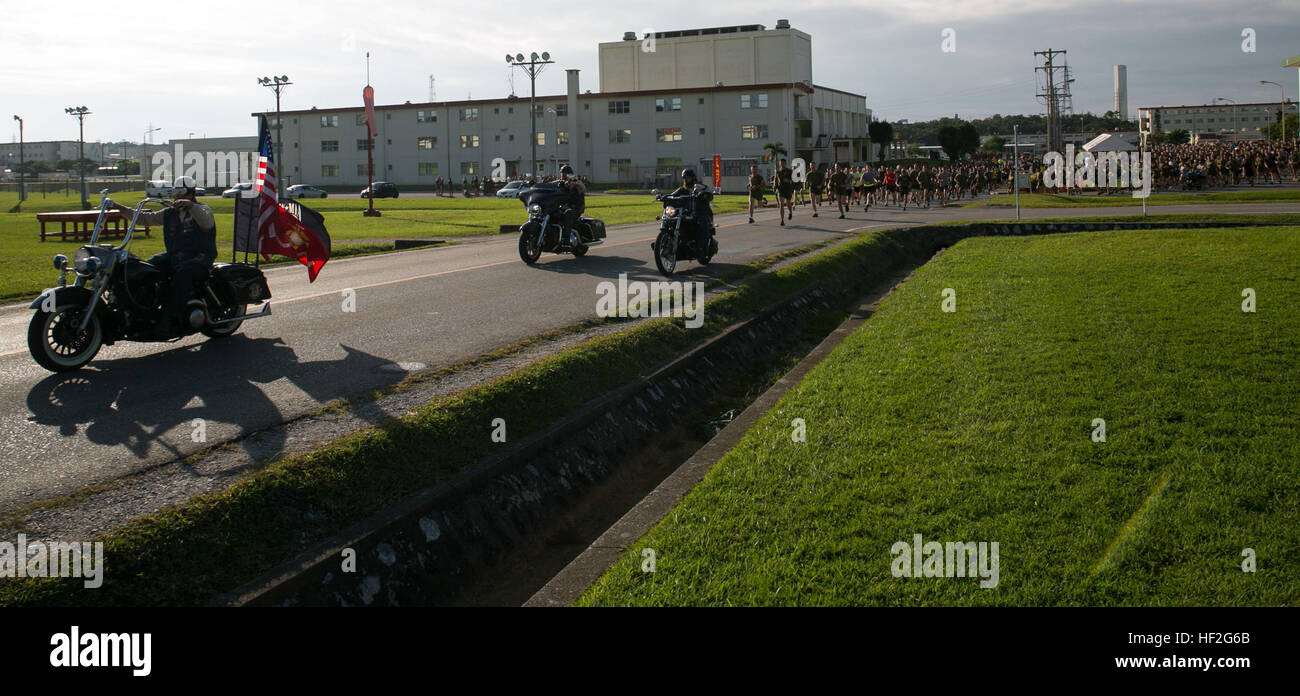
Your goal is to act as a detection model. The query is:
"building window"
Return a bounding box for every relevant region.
[759,93,768,108]
[699,127,706,135]
[508,107,514,114]
[355,113,368,126]
[655,97,682,112]
[509,134,514,142]
[608,100,630,114]
[419,163,438,176]
[357,163,368,176]
[418,136,436,149]
[656,157,683,169]
[494,134,500,142]
[557,131,569,145]
[321,164,339,177]
[741,124,768,140]
[656,127,682,142]
[536,132,546,146]
[320,115,339,127]
[417,110,437,123]
[609,158,631,174]
[460,108,479,121]
[741,95,750,109]
[741,94,769,109]
[356,138,374,151]
[555,103,568,117]
[460,161,478,175]
[460,135,479,148]
[321,140,339,152]
[609,129,632,143]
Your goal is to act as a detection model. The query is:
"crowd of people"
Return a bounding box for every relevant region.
[1146,141,1298,190]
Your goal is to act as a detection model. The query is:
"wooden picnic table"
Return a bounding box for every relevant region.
[36,209,151,242]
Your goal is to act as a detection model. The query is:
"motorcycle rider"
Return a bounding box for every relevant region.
[667,168,714,254]
[559,164,586,246]
[134,175,218,335]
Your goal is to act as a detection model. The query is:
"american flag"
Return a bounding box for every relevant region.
[255,116,278,241]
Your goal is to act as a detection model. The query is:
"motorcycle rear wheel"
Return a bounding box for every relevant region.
[202,303,247,338]
[28,304,103,372]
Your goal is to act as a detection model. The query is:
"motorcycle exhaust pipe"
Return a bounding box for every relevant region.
[208,303,272,326]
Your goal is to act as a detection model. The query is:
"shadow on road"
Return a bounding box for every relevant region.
[25,335,409,461]
[528,253,746,281]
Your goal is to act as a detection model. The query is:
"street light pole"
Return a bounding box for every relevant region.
[65,106,91,208]
[1260,81,1286,141]
[258,75,292,195]
[1214,97,1237,138]
[12,115,24,201]
[507,51,553,179]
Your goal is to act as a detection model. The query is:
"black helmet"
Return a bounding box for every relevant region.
[560,164,574,178]
[681,168,696,180]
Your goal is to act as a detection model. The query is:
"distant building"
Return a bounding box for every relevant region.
[256,21,873,188]
[1138,101,1297,141]
[1113,65,1127,121]
[141,136,260,187]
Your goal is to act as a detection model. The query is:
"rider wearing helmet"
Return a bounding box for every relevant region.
[135,175,218,335]
[669,168,714,254]
[559,164,587,246]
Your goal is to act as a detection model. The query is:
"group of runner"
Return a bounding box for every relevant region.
[745,155,1006,222]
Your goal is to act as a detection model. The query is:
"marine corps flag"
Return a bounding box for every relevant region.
[248,116,332,281]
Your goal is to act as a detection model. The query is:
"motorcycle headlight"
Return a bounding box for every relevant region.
[73,247,93,272]
[663,206,677,218]
[529,204,542,214]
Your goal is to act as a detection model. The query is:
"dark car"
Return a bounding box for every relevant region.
[360,181,399,198]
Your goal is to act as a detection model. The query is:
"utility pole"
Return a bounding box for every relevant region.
[1035,49,1069,154]
[12,115,24,201]
[507,51,554,179]
[258,75,292,194]
[64,106,91,208]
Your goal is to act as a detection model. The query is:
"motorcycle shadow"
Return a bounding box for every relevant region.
[528,253,747,281]
[25,335,409,462]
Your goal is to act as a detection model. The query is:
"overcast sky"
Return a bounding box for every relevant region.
[2,0,1297,144]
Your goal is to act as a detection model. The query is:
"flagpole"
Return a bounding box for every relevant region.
[364,52,381,217]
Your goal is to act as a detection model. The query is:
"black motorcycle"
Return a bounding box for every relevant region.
[516,181,607,264]
[27,192,272,372]
[651,187,718,276]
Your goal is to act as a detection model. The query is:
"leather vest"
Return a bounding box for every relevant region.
[163,207,218,264]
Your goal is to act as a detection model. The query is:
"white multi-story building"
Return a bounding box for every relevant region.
[1138,101,1297,142]
[258,21,873,188]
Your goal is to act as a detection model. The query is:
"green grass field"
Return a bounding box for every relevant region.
[0,190,750,301]
[970,190,1300,207]
[579,226,1300,606]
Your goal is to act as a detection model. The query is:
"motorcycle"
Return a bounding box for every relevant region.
[651,187,718,276]
[27,191,273,372]
[516,181,607,264]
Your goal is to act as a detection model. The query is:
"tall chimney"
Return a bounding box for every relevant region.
[1114,65,1128,121]
[567,69,580,171]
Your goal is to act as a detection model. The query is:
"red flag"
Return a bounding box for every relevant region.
[260,199,331,282]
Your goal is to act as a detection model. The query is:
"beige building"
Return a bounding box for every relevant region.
[258,21,873,188]
[1138,101,1297,142]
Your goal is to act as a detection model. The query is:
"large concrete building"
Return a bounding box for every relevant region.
[258,21,872,189]
[1138,101,1297,142]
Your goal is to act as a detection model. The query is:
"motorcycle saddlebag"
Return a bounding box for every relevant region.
[582,217,607,240]
[211,263,272,303]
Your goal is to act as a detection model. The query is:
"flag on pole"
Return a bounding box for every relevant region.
[250,115,332,281]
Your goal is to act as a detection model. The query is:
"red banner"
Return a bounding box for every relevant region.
[363,85,378,137]
[712,154,722,188]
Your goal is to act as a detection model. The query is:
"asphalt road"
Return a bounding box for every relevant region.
[1,199,1297,516]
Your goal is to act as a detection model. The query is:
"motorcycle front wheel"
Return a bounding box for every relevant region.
[28,304,103,372]
[654,230,677,276]
[519,225,542,265]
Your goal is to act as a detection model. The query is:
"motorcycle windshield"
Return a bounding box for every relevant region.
[520,183,569,209]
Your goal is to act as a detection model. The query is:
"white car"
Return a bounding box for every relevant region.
[222,182,254,198]
[144,180,173,198]
[495,180,527,199]
[286,184,328,199]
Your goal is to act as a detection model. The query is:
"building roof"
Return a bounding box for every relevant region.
[1138,101,1295,109]
[253,82,818,118]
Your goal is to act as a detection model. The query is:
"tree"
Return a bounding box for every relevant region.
[1164,129,1190,145]
[868,120,894,163]
[18,160,53,175]
[958,122,980,156]
[762,141,787,163]
[936,122,979,160]
[115,159,141,175]
[55,159,77,172]
[1262,113,1298,141]
[981,135,1006,152]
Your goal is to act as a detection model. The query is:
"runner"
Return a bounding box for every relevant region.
[747,164,764,224]
[829,164,849,219]
[774,158,795,227]
[806,161,825,218]
[860,166,878,211]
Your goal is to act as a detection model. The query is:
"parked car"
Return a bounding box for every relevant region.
[222,182,254,198]
[144,180,173,198]
[495,180,527,199]
[360,181,399,198]
[287,184,328,199]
